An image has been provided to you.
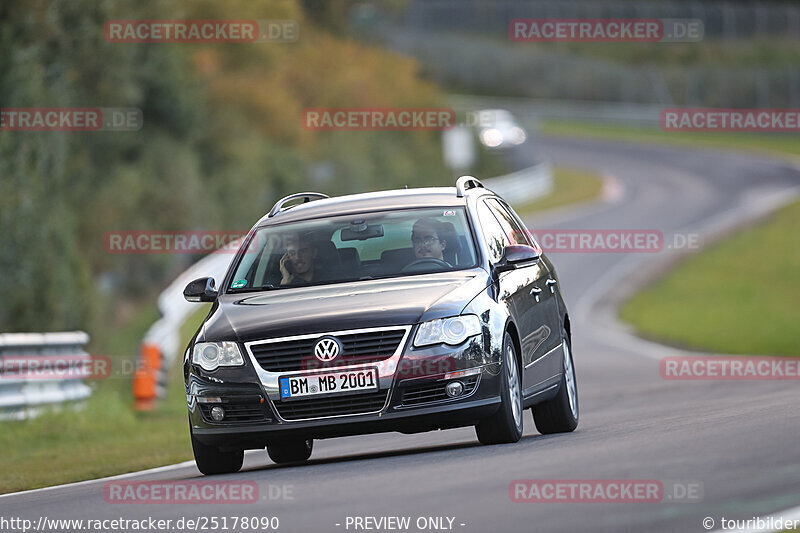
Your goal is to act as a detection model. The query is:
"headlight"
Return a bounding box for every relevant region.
[480,128,503,147]
[414,315,482,347]
[509,126,527,145]
[192,342,244,371]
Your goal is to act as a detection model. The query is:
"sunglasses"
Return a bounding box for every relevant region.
[412,236,440,247]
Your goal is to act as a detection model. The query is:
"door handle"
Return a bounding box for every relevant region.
[530,286,542,302]
[546,278,557,293]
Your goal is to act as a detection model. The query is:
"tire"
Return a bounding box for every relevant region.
[475,332,523,445]
[191,434,244,475]
[532,328,579,434]
[267,438,313,464]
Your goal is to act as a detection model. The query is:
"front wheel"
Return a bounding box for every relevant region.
[267,438,313,464]
[531,328,579,434]
[191,434,244,475]
[475,332,523,445]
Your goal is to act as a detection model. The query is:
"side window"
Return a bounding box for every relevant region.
[476,201,510,263]
[498,199,541,250]
[501,200,541,250]
[487,198,529,246]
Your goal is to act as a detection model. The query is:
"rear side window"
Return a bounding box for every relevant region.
[476,201,510,263]
[486,198,529,246]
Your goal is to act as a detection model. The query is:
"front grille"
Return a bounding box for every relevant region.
[274,390,388,421]
[250,328,407,373]
[401,375,480,406]
[199,395,270,424]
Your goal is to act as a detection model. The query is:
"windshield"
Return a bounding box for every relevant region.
[227,207,478,291]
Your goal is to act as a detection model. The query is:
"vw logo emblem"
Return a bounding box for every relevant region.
[314,337,341,362]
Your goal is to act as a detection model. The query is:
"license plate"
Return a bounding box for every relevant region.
[280,368,378,399]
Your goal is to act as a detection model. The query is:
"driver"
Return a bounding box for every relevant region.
[411,218,450,264]
[279,232,319,285]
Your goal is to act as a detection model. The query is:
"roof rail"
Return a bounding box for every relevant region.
[455,175,484,198]
[268,192,330,217]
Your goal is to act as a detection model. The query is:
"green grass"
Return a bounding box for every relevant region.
[0,305,211,494]
[541,120,800,160]
[512,165,604,217]
[90,299,161,358]
[551,38,800,69]
[620,199,800,356]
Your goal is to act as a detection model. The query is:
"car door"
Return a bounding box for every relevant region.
[475,201,531,353]
[485,198,562,393]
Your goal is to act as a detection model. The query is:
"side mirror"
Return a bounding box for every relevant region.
[494,245,540,274]
[183,277,218,303]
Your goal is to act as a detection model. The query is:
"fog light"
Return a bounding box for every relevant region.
[210,406,225,421]
[445,380,464,398]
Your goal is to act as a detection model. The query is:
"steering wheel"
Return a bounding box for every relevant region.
[401,258,451,273]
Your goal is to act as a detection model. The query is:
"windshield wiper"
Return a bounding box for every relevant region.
[230,284,281,293]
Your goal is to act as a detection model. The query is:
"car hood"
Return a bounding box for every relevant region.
[201,269,490,343]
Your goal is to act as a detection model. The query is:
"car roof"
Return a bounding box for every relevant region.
[255,186,494,227]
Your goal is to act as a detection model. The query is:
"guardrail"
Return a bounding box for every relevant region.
[0,331,93,420]
[134,251,234,410]
[133,163,553,409]
[486,160,553,204]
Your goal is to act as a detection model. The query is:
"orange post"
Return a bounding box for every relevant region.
[133,342,161,411]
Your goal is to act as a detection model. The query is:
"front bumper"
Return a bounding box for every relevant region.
[187,335,503,449]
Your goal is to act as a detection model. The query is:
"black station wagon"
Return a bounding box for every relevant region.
[184,176,578,475]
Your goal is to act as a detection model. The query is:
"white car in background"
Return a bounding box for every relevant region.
[474,109,527,149]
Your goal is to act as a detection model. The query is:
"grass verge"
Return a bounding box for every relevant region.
[0,305,210,494]
[541,120,800,160]
[513,165,604,217]
[620,199,800,356]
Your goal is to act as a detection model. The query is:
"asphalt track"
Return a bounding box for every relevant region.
[2,136,800,533]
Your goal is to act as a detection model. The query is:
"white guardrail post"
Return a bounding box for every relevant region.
[0,331,93,420]
[133,161,553,408]
[134,251,234,410]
